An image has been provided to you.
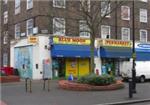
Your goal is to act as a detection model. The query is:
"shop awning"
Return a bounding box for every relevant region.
[100,47,132,58]
[51,44,97,58]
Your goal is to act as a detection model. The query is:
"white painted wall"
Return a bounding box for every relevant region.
[32,36,52,79]
[94,57,102,75]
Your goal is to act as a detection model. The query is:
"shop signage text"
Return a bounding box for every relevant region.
[98,39,132,47]
[137,44,150,49]
[28,36,39,44]
[52,36,90,45]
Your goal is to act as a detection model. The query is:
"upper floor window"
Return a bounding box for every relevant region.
[53,0,66,8]
[15,0,21,14]
[121,6,130,20]
[3,53,8,67]
[3,0,8,4]
[53,18,65,35]
[140,9,147,23]
[27,0,33,10]
[101,25,110,39]
[15,23,20,38]
[4,11,8,24]
[140,29,147,42]
[79,20,90,38]
[3,31,8,44]
[139,0,147,2]
[121,27,130,41]
[80,0,90,12]
[26,19,33,36]
[101,1,111,18]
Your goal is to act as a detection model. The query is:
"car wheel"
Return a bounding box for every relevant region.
[140,76,145,83]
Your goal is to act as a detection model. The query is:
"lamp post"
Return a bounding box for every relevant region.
[129,0,136,98]
[132,0,136,94]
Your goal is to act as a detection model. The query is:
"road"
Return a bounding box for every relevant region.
[1,80,150,105]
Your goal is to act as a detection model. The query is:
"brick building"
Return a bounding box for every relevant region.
[0,0,2,67]
[0,0,150,67]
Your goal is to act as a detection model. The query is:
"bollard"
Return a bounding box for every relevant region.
[25,78,28,92]
[43,79,46,90]
[29,79,32,93]
[129,78,133,98]
[43,78,50,91]
[25,78,32,93]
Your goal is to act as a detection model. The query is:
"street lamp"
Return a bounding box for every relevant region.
[129,0,137,98]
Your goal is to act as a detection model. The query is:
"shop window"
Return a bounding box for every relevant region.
[121,27,130,41]
[140,9,147,23]
[27,0,33,10]
[15,0,21,14]
[15,23,20,39]
[79,20,90,38]
[101,1,111,18]
[140,29,147,42]
[53,0,66,8]
[53,17,65,36]
[121,6,130,20]
[26,19,33,36]
[101,25,111,39]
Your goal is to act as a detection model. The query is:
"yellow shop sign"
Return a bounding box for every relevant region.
[97,39,132,47]
[53,36,90,45]
[28,36,38,44]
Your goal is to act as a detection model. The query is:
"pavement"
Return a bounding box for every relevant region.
[1,80,150,105]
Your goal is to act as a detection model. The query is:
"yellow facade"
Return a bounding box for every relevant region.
[66,58,90,77]
[66,59,78,77]
[78,59,90,76]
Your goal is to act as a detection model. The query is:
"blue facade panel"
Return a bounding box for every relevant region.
[51,44,97,58]
[135,48,150,61]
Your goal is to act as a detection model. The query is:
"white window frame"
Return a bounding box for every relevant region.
[79,20,90,38]
[53,18,65,36]
[140,9,147,23]
[139,0,147,2]
[3,0,8,4]
[26,19,33,36]
[4,11,8,24]
[140,29,147,42]
[53,0,66,8]
[101,25,111,39]
[15,0,21,15]
[101,1,111,18]
[27,0,33,10]
[3,31,8,44]
[80,0,90,12]
[15,23,20,39]
[121,27,130,41]
[3,53,8,66]
[121,6,130,20]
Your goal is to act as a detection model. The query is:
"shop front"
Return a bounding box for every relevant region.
[96,39,132,76]
[11,35,51,79]
[50,36,91,78]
